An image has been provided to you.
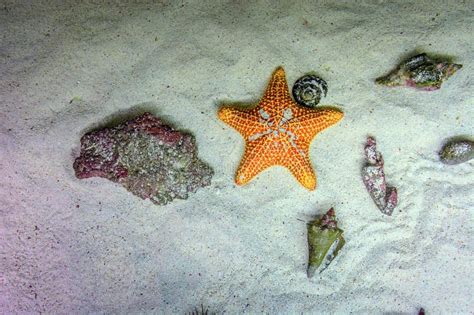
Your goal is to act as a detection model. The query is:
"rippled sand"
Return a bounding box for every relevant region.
[1,1,472,313]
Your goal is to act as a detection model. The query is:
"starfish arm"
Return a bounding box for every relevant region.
[279,145,317,190]
[260,67,292,107]
[235,138,274,186]
[289,108,343,139]
[289,159,317,190]
[218,107,265,137]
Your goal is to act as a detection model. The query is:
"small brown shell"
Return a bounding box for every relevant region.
[439,139,474,165]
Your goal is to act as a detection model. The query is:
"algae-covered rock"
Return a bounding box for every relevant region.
[307,208,345,277]
[376,53,462,91]
[74,112,213,205]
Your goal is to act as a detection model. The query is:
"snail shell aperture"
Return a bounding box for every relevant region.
[292,74,328,108]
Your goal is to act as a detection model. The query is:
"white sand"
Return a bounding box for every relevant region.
[1,1,473,313]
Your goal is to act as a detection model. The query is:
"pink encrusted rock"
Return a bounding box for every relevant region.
[74,113,213,205]
[361,137,398,215]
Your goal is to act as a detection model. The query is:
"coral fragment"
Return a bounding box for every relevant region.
[361,137,398,215]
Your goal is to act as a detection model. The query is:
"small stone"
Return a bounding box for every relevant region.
[439,138,474,165]
[74,113,213,205]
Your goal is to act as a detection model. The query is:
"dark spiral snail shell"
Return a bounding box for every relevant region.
[292,74,328,108]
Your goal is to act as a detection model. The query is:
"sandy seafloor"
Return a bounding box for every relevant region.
[1,0,473,313]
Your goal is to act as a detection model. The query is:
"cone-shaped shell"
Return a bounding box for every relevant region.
[307,208,345,277]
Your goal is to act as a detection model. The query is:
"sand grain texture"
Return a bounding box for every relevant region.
[1,1,473,313]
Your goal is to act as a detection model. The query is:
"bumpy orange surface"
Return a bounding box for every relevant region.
[218,67,343,190]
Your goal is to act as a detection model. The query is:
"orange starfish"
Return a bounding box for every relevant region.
[218,67,343,190]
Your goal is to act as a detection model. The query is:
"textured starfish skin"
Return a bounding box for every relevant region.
[218,67,343,190]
